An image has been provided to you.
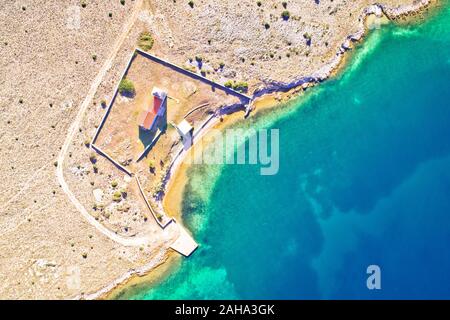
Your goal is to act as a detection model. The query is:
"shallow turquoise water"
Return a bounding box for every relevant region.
[126,3,450,299]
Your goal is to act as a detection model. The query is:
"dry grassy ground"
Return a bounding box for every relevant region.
[0,0,427,299]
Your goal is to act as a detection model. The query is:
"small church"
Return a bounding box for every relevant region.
[138,87,167,132]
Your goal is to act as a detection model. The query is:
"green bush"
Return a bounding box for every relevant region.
[281,10,290,20]
[118,78,135,96]
[138,31,154,51]
[224,80,233,88]
[148,160,156,172]
[232,81,249,93]
[113,191,122,202]
[111,180,118,188]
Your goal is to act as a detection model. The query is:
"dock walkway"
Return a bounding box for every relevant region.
[170,219,199,257]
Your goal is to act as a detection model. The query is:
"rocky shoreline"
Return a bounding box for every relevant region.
[253,0,433,97]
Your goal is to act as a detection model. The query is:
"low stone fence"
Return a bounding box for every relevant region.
[91,144,133,176]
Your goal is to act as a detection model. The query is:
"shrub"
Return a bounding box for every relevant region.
[257,1,262,7]
[138,31,154,51]
[93,164,98,173]
[153,181,164,197]
[232,81,249,93]
[118,78,135,96]
[113,191,122,202]
[224,80,233,88]
[264,22,270,29]
[120,0,125,5]
[281,10,290,20]
[188,0,194,8]
[81,1,87,8]
[92,54,97,61]
[219,61,225,68]
[148,160,156,172]
[111,180,118,188]
[282,1,287,9]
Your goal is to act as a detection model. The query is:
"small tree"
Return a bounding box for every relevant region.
[188,0,194,8]
[118,78,135,96]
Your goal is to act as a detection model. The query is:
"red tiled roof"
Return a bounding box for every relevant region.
[153,96,162,114]
[138,110,157,130]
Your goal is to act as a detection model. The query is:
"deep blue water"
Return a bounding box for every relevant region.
[124,3,450,299]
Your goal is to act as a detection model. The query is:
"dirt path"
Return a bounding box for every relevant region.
[56,0,151,247]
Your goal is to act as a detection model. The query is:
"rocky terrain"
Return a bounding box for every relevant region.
[143,0,432,91]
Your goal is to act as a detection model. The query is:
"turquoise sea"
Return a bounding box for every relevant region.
[123,3,450,299]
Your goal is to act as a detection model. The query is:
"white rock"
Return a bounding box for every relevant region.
[93,189,104,202]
